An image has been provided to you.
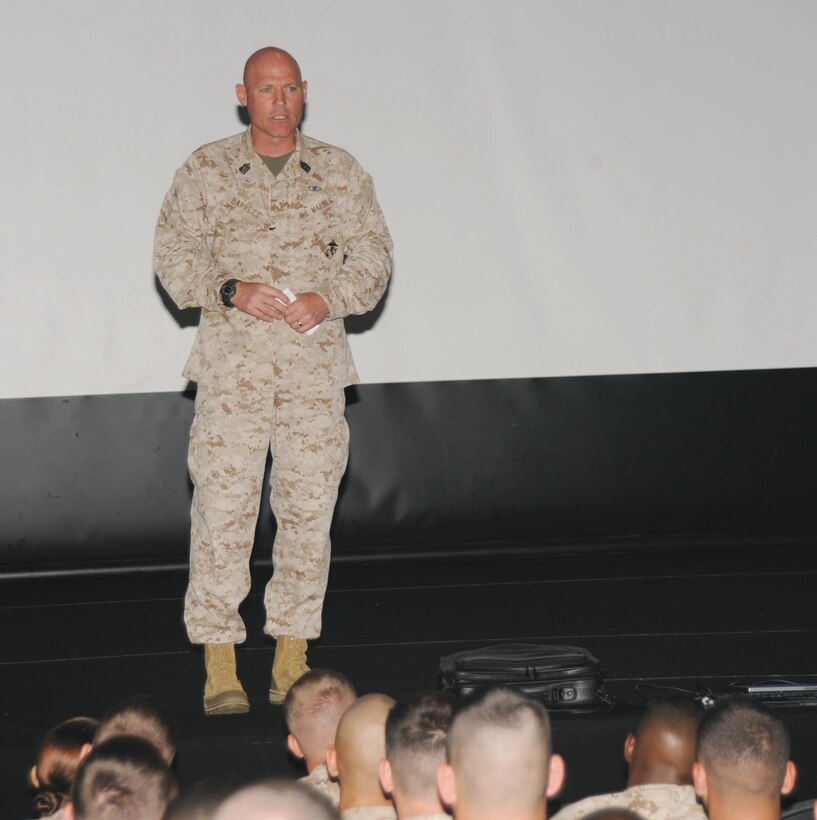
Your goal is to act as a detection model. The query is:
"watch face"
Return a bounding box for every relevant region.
[221,280,237,305]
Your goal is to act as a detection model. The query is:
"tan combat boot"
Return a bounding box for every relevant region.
[203,643,250,716]
[269,636,310,704]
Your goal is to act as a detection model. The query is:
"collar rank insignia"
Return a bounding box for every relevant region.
[239,163,251,175]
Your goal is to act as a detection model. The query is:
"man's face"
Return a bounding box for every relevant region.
[236,51,307,156]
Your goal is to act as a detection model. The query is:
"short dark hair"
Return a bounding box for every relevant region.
[72,736,177,819]
[637,697,703,737]
[697,695,790,795]
[163,774,250,820]
[385,690,454,795]
[95,695,177,764]
[444,687,553,814]
[583,810,645,820]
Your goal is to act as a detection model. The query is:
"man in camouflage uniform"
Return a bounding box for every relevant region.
[551,699,706,820]
[154,47,392,715]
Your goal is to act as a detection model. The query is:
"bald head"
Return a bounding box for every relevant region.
[214,779,338,820]
[327,694,395,809]
[439,687,564,819]
[236,46,307,156]
[625,698,703,787]
[243,47,302,86]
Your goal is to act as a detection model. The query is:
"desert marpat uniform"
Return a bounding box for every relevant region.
[339,807,397,820]
[551,783,707,820]
[155,128,392,644]
[299,763,340,807]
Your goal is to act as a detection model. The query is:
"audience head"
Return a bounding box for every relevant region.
[283,669,357,772]
[624,697,704,787]
[68,736,177,820]
[162,774,249,820]
[583,811,646,820]
[380,690,454,818]
[693,695,795,818]
[30,716,98,817]
[213,778,338,820]
[438,686,564,820]
[326,693,396,810]
[94,695,177,765]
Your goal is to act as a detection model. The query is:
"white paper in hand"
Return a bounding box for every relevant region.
[283,288,319,335]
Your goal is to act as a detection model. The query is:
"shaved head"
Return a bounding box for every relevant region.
[385,690,454,800]
[236,46,307,156]
[329,694,395,809]
[441,687,563,818]
[214,779,337,820]
[243,47,302,86]
[283,669,356,770]
[696,695,791,798]
[625,698,703,787]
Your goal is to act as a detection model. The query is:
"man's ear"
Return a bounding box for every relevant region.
[235,84,248,107]
[782,761,797,796]
[326,747,339,779]
[379,758,394,796]
[623,733,636,763]
[547,754,566,798]
[692,761,708,802]
[63,803,75,820]
[437,762,457,809]
[286,734,304,760]
[79,743,93,762]
[29,765,40,788]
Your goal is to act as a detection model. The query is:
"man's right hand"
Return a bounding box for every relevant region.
[231,282,290,322]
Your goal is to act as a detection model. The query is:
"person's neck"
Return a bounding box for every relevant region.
[452,799,546,820]
[705,792,780,820]
[250,127,296,157]
[627,774,691,788]
[338,782,393,811]
[627,761,693,788]
[392,787,446,818]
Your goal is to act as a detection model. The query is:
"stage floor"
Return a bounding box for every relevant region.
[3,542,817,817]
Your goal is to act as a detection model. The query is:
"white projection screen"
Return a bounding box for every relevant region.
[1,0,816,400]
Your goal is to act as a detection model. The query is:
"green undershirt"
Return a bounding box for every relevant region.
[259,151,294,176]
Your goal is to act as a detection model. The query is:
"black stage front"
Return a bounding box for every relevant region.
[4,542,817,818]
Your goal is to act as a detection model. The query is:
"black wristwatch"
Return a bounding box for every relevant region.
[219,279,239,307]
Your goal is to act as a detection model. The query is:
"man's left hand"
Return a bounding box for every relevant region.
[283,291,330,333]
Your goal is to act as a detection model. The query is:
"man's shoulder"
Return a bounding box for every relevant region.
[299,764,339,806]
[188,131,246,162]
[552,784,705,820]
[300,133,365,174]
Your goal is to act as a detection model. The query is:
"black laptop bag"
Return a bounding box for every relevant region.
[439,643,607,709]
